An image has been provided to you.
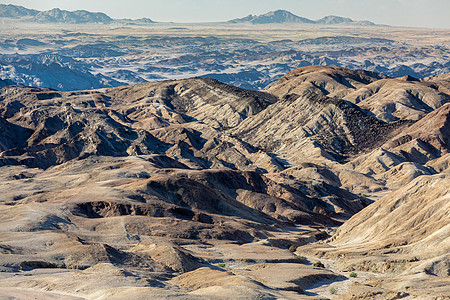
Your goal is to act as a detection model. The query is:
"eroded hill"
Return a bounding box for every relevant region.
[0,66,448,299]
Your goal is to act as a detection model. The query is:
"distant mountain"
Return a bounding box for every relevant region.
[118,17,156,25]
[0,4,38,17]
[34,8,113,24]
[229,10,315,24]
[229,10,375,26]
[1,5,376,26]
[134,17,155,24]
[0,4,113,23]
[316,15,375,25]
[316,15,353,24]
[352,20,376,26]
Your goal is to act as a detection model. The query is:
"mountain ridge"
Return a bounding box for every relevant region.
[0,3,38,18]
[228,9,376,25]
[34,8,113,24]
[0,4,117,24]
[228,10,316,24]
[1,5,375,25]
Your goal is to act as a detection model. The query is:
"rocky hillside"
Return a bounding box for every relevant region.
[0,66,448,299]
[300,174,449,298]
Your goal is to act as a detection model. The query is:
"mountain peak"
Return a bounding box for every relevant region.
[34,8,113,23]
[317,15,353,24]
[0,3,38,18]
[0,4,113,23]
[229,10,375,26]
[265,9,296,16]
[229,10,315,24]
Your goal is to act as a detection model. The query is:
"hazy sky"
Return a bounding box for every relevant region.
[1,0,449,28]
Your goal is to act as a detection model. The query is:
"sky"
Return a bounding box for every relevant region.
[1,0,449,29]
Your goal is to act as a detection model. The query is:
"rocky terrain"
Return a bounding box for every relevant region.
[0,65,448,299]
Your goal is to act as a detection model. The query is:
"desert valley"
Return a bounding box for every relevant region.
[0,4,449,300]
